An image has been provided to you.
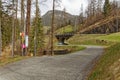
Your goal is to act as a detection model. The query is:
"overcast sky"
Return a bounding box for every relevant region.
[40,0,88,16]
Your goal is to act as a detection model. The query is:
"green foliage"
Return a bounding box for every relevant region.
[29,26,35,53]
[103,0,111,17]
[1,14,12,48]
[29,17,44,55]
[36,17,44,52]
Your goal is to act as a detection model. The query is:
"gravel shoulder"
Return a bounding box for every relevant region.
[0,46,104,80]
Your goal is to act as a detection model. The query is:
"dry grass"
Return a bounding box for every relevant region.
[0,56,30,66]
[109,59,120,80]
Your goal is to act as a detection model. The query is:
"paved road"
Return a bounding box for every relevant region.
[0,46,104,80]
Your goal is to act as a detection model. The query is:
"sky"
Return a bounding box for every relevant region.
[40,0,88,16]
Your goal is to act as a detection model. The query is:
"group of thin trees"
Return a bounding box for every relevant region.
[0,0,44,57]
[79,0,120,29]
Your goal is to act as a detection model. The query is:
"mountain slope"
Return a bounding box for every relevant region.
[42,10,76,27]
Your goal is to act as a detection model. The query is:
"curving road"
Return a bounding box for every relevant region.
[0,46,104,80]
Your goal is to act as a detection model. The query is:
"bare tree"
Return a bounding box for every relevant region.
[49,0,61,55]
[79,4,84,24]
[63,8,66,33]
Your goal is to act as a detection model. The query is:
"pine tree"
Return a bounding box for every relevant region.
[36,17,44,55]
[103,0,111,17]
[29,0,44,56]
[29,15,44,56]
[35,0,44,55]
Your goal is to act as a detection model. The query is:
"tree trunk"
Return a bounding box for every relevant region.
[0,0,2,56]
[34,0,39,56]
[26,0,31,55]
[51,0,55,55]
[21,0,25,56]
[12,0,15,57]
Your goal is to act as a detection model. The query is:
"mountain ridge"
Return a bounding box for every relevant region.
[42,10,77,27]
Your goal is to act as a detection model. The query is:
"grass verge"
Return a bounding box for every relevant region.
[80,33,120,80]
[88,43,120,80]
[0,56,30,66]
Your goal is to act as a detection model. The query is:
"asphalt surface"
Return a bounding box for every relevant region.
[0,46,104,80]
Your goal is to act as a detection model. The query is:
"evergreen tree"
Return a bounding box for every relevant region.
[36,17,44,55]
[29,16,44,56]
[103,0,111,17]
[29,0,44,56]
[2,13,12,49]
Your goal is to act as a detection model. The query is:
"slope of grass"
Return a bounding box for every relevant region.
[68,34,111,46]
[55,25,73,34]
[68,33,120,46]
[97,32,120,42]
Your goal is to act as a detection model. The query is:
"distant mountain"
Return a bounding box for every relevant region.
[42,10,76,27]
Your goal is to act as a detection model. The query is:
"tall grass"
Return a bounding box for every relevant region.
[0,56,29,66]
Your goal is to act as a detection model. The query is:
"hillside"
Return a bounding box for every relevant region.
[55,25,74,34]
[79,16,120,34]
[42,10,76,27]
